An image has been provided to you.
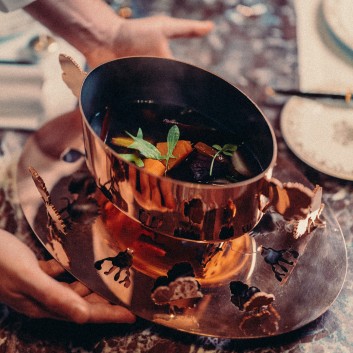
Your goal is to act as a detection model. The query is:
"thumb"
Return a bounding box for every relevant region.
[162,18,214,39]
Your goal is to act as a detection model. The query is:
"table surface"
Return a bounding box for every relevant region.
[0,0,352,352]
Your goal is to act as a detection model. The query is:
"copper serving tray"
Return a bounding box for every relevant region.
[16,112,347,339]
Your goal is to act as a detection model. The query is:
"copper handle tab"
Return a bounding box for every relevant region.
[59,53,87,98]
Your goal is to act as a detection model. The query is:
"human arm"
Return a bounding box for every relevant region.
[24,0,214,67]
[0,229,135,323]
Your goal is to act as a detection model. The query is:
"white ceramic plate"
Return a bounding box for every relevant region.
[322,0,353,52]
[280,96,353,181]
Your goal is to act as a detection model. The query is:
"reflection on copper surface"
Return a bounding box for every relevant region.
[101,201,255,286]
[151,263,204,330]
[151,263,203,310]
[28,166,69,266]
[230,280,280,336]
[240,305,280,336]
[260,246,299,282]
[29,167,67,235]
[94,248,133,288]
[153,312,201,331]
[59,170,100,226]
[61,194,100,226]
[18,111,348,338]
[291,185,325,239]
[261,177,324,227]
[96,156,129,212]
[230,281,275,311]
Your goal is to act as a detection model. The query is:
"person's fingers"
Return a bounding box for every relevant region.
[3,288,79,321]
[26,268,135,324]
[40,259,94,296]
[7,291,135,324]
[6,295,62,319]
[57,281,92,297]
[85,301,136,324]
[24,267,101,323]
[0,231,134,324]
[84,292,108,303]
[38,259,65,277]
[11,276,135,324]
[161,17,214,39]
[27,276,92,322]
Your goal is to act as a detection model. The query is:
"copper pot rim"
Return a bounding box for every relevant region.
[79,56,278,190]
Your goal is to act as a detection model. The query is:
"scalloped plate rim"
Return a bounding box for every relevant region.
[280,96,353,181]
[322,0,353,52]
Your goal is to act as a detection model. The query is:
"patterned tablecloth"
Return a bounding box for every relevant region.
[0,0,352,352]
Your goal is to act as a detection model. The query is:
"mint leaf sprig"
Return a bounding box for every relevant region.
[126,128,162,160]
[117,125,180,173]
[209,144,238,176]
[164,124,180,172]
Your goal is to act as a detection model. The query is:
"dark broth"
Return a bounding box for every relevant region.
[97,100,263,184]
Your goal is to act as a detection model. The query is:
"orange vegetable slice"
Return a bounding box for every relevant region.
[157,140,192,170]
[143,158,166,176]
[111,136,134,147]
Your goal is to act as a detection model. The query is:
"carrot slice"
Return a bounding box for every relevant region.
[111,136,134,147]
[143,158,166,176]
[157,140,192,170]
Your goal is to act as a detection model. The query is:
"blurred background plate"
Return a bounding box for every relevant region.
[322,0,353,53]
[0,9,35,41]
[280,96,353,181]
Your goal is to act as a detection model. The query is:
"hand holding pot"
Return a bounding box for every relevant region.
[24,0,214,67]
[0,229,135,323]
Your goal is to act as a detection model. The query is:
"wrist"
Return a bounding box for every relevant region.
[84,17,125,68]
[25,0,124,67]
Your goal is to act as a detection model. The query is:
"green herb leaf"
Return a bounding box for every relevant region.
[222,144,238,157]
[125,128,162,160]
[123,125,180,174]
[167,125,180,157]
[117,153,144,167]
[164,125,180,172]
[209,149,222,176]
[209,143,238,176]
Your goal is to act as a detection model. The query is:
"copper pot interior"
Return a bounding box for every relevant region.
[81,57,274,170]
